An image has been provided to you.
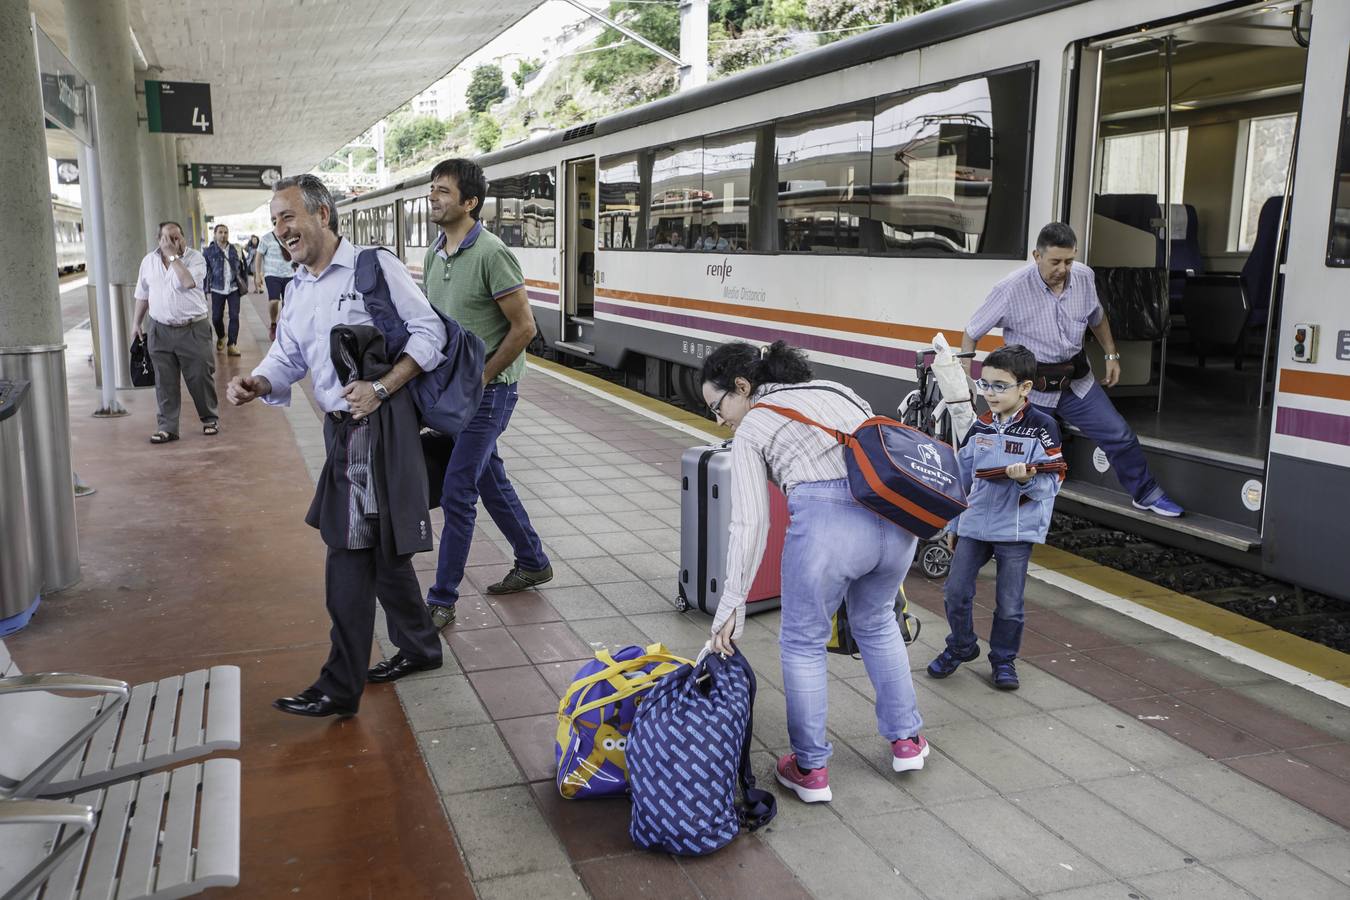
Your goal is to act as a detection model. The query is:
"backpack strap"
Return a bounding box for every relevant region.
[752,403,849,445]
[726,651,776,832]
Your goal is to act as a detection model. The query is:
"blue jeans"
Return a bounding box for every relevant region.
[210,290,240,345]
[1039,382,1161,505]
[779,480,922,769]
[426,383,549,608]
[943,537,1032,663]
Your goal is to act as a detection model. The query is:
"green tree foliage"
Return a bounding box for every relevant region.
[583,2,679,92]
[472,114,502,153]
[467,64,508,113]
[512,57,543,90]
[712,25,793,76]
[806,0,951,44]
[385,116,447,163]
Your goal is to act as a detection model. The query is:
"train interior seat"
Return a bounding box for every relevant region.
[1181,274,1250,369]
[1240,195,1286,332]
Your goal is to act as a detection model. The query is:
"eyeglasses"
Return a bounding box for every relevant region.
[975,378,1028,395]
[709,389,731,417]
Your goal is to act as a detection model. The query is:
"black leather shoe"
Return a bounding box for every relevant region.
[367,654,443,684]
[272,688,357,718]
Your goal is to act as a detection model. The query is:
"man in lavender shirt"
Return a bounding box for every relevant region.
[960,223,1182,517]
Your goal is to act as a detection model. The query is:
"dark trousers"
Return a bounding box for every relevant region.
[210,290,241,344]
[427,383,549,608]
[1037,382,1162,505]
[312,541,443,708]
[943,537,1033,663]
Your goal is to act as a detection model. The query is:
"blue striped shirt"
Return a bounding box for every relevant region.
[966,261,1103,408]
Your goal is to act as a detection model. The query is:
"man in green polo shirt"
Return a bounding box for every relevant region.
[422,157,552,628]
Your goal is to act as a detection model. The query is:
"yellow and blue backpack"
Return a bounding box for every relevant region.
[555,643,691,799]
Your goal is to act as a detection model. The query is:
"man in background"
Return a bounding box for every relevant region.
[204,223,246,357]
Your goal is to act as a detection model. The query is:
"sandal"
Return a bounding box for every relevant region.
[149,431,179,444]
[203,422,220,436]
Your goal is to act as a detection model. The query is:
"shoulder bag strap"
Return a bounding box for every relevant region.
[751,403,849,445]
[728,652,776,831]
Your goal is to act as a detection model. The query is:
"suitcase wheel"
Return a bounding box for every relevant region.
[917,540,953,580]
[674,587,690,612]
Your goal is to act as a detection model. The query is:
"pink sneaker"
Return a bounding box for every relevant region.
[892,735,930,772]
[775,753,832,803]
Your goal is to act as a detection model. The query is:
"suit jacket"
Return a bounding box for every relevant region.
[306,325,433,556]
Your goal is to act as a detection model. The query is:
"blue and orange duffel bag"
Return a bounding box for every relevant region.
[754,390,967,539]
[555,643,692,799]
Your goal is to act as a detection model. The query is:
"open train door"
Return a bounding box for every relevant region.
[556,156,598,359]
[1059,3,1309,560]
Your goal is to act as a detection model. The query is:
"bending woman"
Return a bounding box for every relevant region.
[703,340,928,804]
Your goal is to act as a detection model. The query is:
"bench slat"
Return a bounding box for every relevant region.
[80,780,134,900]
[78,695,124,781]
[143,676,182,761]
[152,764,200,895]
[201,667,241,750]
[172,671,207,755]
[111,684,154,770]
[114,771,168,900]
[190,759,241,890]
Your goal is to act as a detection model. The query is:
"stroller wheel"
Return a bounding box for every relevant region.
[919,540,953,579]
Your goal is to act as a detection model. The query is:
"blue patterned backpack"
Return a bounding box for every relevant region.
[627,649,776,855]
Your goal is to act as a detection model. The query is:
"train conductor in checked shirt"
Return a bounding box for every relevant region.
[225,174,445,717]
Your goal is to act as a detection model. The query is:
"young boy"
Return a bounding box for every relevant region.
[927,344,1064,691]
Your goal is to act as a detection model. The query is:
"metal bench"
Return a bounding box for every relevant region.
[0,641,240,798]
[0,757,241,900]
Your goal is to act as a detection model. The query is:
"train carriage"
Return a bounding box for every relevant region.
[338,0,1350,600]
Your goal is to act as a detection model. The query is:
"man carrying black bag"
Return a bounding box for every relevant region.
[226,174,445,717]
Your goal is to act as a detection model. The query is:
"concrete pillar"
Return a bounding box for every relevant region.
[138,121,178,246]
[0,0,79,600]
[0,1,62,347]
[65,0,146,285]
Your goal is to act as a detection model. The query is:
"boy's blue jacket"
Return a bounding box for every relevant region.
[953,403,1064,543]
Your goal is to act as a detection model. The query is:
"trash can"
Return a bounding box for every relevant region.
[0,378,42,635]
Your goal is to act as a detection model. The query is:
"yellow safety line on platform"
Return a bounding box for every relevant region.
[526,354,732,441]
[1031,545,1350,683]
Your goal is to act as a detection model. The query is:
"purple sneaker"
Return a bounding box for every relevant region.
[775,753,832,803]
[892,735,930,773]
[1133,495,1183,517]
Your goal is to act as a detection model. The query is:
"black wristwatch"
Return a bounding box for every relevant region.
[371,380,390,402]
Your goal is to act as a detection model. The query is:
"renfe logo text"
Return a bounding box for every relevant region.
[706,259,733,283]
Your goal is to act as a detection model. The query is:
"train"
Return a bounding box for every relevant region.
[337,0,1350,601]
[52,197,85,274]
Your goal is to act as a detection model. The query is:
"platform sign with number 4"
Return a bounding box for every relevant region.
[145,80,213,135]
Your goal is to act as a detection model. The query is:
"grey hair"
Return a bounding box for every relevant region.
[1035,222,1077,253]
[273,173,339,234]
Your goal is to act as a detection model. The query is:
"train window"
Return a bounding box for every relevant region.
[480,194,498,236]
[871,65,1036,257]
[1233,114,1297,253]
[524,169,556,249]
[776,104,873,253]
[648,140,704,250]
[1099,128,1188,204]
[493,175,526,247]
[403,199,424,249]
[599,153,645,249]
[699,130,757,252]
[1327,56,1350,267]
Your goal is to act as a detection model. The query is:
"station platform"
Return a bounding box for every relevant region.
[7,287,1350,899]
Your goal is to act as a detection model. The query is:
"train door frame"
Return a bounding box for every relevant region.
[1055,0,1314,543]
[557,155,598,356]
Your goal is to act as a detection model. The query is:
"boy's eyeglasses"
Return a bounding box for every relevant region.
[709,389,731,417]
[975,379,1028,395]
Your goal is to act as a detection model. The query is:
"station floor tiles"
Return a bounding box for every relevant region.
[14,291,1349,899]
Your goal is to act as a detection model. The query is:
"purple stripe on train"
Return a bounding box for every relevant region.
[594,300,923,369]
[528,289,559,304]
[1275,407,1350,446]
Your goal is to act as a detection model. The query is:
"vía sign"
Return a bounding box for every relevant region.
[145,80,213,134]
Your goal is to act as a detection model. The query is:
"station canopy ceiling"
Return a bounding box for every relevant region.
[31,0,545,214]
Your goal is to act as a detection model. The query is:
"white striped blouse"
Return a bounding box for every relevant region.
[715,380,874,637]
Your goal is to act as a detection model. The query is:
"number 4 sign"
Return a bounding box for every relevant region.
[145,80,214,135]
